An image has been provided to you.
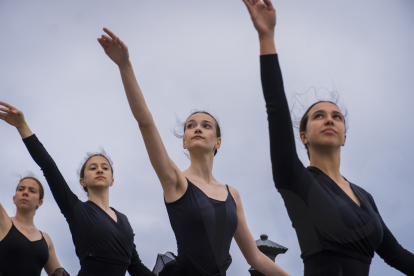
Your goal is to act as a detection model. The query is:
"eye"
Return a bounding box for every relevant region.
[90,167,96,170]
[333,114,342,120]
[187,123,194,129]
[103,167,109,170]
[204,124,211,129]
[314,114,323,119]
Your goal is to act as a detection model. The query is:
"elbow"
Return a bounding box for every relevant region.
[246,252,261,270]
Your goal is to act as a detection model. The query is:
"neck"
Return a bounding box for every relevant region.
[14,209,35,226]
[185,151,215,184]
[309,146,343,182]
[88,188,110,211]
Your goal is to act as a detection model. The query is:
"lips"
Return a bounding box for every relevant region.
[20,199,28,203]
[192,136,204,139]
[322,128,337,133]
[95,176,105,180]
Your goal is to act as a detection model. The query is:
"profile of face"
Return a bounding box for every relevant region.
[300,102,347,152]
[183,113,221,156]
[80,156,114,193]
[13,179,43,211]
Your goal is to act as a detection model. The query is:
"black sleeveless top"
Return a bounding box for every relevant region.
[0,222,49,276]
[164,179,238,275]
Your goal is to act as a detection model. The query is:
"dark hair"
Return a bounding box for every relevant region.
[299,101,347,159]
[16,175,44,209]
[174,111,221,156]
[78,150,113,195]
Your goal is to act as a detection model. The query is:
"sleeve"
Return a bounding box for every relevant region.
[260,54,305,190]
[370,196,414,274]
[128,243,155,276]
[22,134,79,214]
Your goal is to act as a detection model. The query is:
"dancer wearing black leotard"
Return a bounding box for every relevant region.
[0,101,154,276]
[97,28,289,276]
[243,0,414,275]
[0,173,69,276]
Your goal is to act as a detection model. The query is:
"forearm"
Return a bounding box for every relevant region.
[259,33,276,55]
[118,60,154,127]
[16,122,33,139]
[252,252,289,276]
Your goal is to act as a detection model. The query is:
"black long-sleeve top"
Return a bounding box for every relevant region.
[260,54,414,274]
[23,134,153,276]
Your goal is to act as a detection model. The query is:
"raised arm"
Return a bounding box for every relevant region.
[0,102,78,214]
[243,0,305,190]
[0,203,12,242]
[231,186,289,276]
[97,29,186,197]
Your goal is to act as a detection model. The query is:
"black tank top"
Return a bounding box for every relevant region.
[165,179,238,275]
[0,222,49,276]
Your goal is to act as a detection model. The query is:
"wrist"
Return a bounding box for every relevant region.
[16,122,33,139]
[118,59,132,70]
[259,32,275,42]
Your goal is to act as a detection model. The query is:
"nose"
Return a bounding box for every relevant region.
[22,189,28,197]
[194,124,202,133]
[97,167,104,174]
[325,116,334,125]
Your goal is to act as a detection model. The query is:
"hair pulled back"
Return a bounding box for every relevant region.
[291,88,348,160]
[16,173,44,209]
[78,150,113,195]
[174,110,221,156]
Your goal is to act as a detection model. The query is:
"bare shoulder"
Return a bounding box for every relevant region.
[0,204,12,235]
[42,231,54,248]
[227,185,242,203]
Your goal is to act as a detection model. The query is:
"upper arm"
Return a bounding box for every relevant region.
[43,232,62,276]
[138,119,187,197]
[230,186,261,266]
[0,203,12,240]
[22,134,78,213]
[260,55,304,189]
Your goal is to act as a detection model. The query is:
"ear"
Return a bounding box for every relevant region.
[37,199,43,209]
[215,137,222,150]
[79,178,87,188]
[183,138,186,149]
[342,134,347,146]
[110,178,114,187]
[300,132,308,145]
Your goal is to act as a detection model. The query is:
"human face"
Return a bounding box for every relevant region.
[13,179,43,211]
[300,102,346,151]
[80,156,114,192]
[183,113,221,156]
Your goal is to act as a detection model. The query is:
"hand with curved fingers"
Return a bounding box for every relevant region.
[0,101,33,138]
[97,28,130,66]
[242,0,276,38]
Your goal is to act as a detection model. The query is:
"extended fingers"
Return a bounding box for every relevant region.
[0,101,14,109]
[103,28,118,40]
[97,38,107,49]
[263,0,274,11]
[0,111,7,120]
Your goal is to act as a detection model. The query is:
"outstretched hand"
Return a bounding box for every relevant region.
[0,101,26,128]
[242,0,276,38]
[98,28,129,66]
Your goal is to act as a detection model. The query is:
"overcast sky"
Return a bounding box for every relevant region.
[1,0,414,275]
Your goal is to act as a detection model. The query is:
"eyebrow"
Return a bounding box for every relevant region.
[18,185,37,191]
[187,119,213,124]
[88,163,109,167]
[312,110,343,116]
